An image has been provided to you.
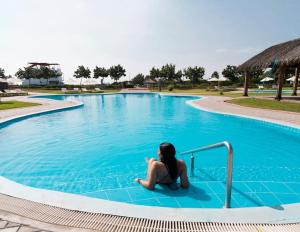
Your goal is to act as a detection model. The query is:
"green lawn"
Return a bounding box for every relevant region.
[0,101,40,110]
[160,88,289,98]
[227,98,300,113]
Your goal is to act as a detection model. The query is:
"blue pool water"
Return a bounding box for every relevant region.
[0,93,300,208]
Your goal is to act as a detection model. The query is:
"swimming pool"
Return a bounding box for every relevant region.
[0,93,300,208]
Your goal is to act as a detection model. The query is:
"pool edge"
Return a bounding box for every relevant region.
[0,93,300,224]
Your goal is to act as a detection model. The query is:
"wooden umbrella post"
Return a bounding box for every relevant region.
[275,66,285,101]
[243,71,249,97]
[292,67,299,96]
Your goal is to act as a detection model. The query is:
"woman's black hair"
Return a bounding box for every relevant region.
[159,142,178,180]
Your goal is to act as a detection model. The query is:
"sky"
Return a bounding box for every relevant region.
[0,0,300,83]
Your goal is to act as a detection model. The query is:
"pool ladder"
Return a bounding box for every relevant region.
[180,141,233,208]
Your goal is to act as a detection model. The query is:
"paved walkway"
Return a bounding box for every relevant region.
[0,209,94,232]
[193,96,300,128]
[0,217,51,232]
[0,94,80,121]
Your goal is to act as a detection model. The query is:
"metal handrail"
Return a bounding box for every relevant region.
[180,141,234,208]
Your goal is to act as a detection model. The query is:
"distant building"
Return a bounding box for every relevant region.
[21,62,64,86]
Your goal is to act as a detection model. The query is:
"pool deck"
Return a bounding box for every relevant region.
[191,96,300,128]
[0,94,82,121]
[0,93,300,231]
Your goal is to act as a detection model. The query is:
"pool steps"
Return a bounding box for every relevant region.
[180,141,233,208]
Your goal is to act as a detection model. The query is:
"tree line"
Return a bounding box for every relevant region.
[0,64,269,87]
[73,64,126,86]
[131,64,249,86]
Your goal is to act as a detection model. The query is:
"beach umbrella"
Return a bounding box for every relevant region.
[264,68,272,73]
[286,76,296,82]
[208,77,219,82]
[65,78,79,85]
[260,77,274,82]
[82,78,100,85]
[218,76,229,82]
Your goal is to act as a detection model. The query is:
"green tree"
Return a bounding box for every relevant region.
[0,68,6,79]
[183,66,205,85]
[109,64,126,82]
[73,66,91,86]
[222,65,240,83]
[38,66,51,85]
[131,73,145,86]
[211,71,219,79]
[160,64,182,82]
[175,70,183,82]
[93,66,109,85]
[149,67,161,80]
[249,69,264,84]
[15,67,38,87]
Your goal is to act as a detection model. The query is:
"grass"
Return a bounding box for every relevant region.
[159,88,289,98]
[23,88,120,94]
[227,98,300,113]
[0,101,40,110]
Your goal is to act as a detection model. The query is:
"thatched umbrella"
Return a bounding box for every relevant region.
[239,38,300,100]
[144,79,156,88]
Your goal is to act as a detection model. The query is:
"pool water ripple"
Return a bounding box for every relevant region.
[0,93,300,208]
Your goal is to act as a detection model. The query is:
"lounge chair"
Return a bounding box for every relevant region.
[81,88,88,92]
[73,87,79,91]
[15,89,24,93]
[258,85,264,90]
[95,87,102,91]
[61,88,67,93]
[4,89,17,94]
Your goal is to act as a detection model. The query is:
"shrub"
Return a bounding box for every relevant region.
[168,85,174,91]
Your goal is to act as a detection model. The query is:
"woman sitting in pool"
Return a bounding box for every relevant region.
[135,142,189,190]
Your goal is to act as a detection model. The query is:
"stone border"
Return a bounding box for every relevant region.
[0,93,300,224]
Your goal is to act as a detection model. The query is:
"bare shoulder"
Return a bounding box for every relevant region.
[152,160,164,169]
[177,160,187,168]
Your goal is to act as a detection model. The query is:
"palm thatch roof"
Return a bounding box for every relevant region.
[144,79,156,84]
[239,38,300,71]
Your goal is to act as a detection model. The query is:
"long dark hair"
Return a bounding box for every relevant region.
[159,142,178,180]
